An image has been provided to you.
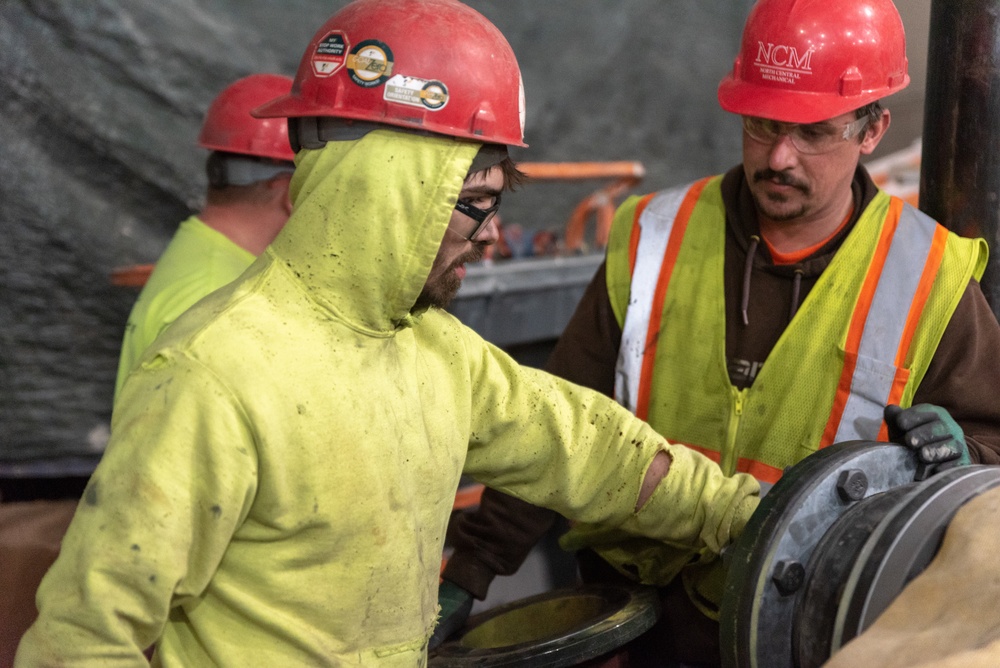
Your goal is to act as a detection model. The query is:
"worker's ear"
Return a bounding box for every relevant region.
[269,172,295,215]
[860,109,891,156]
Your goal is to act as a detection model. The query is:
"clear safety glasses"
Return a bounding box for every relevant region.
[742,116,870,155]
[451,193,502,241]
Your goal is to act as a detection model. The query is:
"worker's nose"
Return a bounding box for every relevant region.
[767,133,800,172]
[475,217,501,245]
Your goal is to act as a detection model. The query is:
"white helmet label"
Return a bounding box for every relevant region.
[384,75,449,111]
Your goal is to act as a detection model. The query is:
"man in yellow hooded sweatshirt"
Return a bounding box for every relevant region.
[16,1,759,666]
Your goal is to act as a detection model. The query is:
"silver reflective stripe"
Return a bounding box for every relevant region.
[833,205,938,442]
[614,185,691,411]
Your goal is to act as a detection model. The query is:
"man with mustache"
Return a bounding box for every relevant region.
[15,1,762,665]
[437,0,1000,664]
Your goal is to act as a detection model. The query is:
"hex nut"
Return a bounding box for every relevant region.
[772,559,805,596]
[836,468,869,502]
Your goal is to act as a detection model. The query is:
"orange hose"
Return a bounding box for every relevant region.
[109,162,648,286]
[452,483,484,511]
[110,263,154,288]
[519,161,646,181]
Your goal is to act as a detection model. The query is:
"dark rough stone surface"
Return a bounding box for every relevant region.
[1,1,929,468]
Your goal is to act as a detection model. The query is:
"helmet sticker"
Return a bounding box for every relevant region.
[346,40,394,88]
[312,31,349,78]
[384,75,449,111]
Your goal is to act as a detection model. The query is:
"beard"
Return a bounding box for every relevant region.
[751,168,810,221]
[413,243,486,310]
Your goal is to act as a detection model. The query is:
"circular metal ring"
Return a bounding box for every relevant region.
[792,484,917,668]
[429,584,660,667]
[831,464,1000,651]
[720,441,918,668]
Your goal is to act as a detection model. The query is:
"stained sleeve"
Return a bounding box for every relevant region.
[442,263,623,598]
[15,353,258,666]
[458,328,759,584]
[913,280,1000,464]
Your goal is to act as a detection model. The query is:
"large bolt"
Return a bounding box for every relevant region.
[836,469,869,502]
[772,559,805,596]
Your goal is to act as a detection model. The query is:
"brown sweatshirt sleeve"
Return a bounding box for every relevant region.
[544,262,621,394]
[442,263,623,599]
[912,280,1000,464]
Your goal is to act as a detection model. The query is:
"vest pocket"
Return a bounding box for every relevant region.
[839,351,911,442]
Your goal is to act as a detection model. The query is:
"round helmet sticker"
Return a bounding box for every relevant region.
[346,39,394,88]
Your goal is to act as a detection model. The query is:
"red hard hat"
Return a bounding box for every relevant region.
[717,0,910,124]
[252,0,527,147]
[198,74,296,161]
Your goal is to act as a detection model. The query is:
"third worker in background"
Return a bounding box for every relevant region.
[437,0,1000,664]
[114,73,296,399]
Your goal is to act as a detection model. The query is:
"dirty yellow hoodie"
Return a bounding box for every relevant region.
[17,130,758,667]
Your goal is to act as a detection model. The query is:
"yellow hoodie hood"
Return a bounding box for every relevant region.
[270,129,478,332]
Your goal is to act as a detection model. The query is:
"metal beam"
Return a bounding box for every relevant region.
[920,0,1000,320]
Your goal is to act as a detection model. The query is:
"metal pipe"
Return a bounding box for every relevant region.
[920,0,1000,320]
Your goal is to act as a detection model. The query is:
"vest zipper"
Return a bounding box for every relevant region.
[722,387,746,476]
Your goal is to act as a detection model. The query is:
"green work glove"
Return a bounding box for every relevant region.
[885,404,971,479]
[428,579,474,651]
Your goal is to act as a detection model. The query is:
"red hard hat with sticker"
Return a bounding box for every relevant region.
[717,0,909,124]
[251,0,527,147]
[198,73,296,161]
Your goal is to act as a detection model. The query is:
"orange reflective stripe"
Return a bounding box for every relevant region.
[682,442,783,484]
[879,365,912,441]
[628,193,655,276]
[820,198,903,448]
[822,198,946,447]
[683,442,721,463]
[822,351,860,448]
[635,177,711,420]
[877,225,946,435]
[736,459,784,485]
[896,224,948,366]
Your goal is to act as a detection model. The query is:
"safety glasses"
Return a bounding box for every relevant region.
[452,193,502,241]
[742,116,870,155]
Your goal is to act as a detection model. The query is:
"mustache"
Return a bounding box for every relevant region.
[753,169,808,192]
[450,244,486,271]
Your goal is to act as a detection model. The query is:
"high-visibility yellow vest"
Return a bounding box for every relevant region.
[606,176,987,484]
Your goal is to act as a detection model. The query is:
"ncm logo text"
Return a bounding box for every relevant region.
[755,42,815,71]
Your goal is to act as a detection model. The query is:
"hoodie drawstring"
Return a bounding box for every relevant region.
[743,235,805,326]
[789,268,804,321]
[741,235,759,326]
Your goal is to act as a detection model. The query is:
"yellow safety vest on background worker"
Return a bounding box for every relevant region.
[606,176,987,483]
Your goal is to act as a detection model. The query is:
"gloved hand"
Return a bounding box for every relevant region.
[884,403,971,479]
[428,579,474,651]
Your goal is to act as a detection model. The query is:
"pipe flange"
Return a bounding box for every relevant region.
[720,441,918,668]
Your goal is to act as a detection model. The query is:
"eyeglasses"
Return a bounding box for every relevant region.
[452,193,502,241]
[742,116,870,155]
